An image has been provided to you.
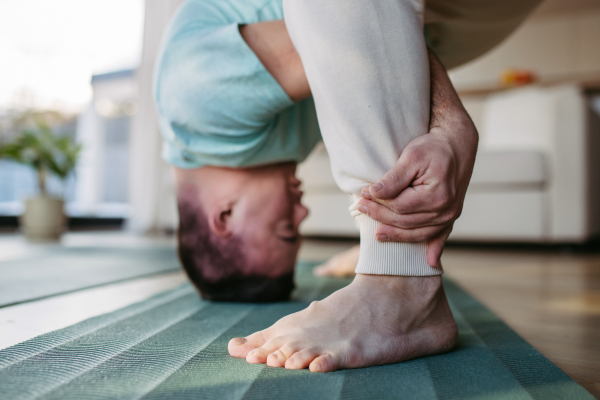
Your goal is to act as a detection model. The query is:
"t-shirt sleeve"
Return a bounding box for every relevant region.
[154,12,294,168]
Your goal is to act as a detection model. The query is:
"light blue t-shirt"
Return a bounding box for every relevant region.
[154,0,322,169]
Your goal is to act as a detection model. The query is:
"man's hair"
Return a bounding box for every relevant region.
[177,192,295,302]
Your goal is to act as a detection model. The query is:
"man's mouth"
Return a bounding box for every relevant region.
[291,188,303,202]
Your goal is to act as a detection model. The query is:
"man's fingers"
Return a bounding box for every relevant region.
[357,199,446,229]
[363,182,455,216]
[426,225,453,268]
[375,186,432,214]
[374,224,444,243]
[368,159,417,200]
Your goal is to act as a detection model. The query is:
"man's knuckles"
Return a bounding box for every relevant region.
[442,205,463,224]
[438,209,457,224]
[431,187,454,210]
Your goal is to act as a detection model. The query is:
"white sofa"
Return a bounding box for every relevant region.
[298,84,600,243]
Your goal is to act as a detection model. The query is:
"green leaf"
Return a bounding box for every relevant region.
[0,119,82,189]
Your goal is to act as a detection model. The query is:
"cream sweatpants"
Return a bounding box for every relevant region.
[283,0,439,276]
[283,0,542,276]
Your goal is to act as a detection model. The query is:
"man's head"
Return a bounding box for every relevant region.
[175,163,309,302]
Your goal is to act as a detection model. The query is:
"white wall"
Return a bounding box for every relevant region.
[450,3,600,90]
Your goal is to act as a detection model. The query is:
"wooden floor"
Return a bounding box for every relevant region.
[1,233,599,398]
[442,244,600,398]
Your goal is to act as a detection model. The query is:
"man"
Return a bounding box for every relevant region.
[156,0,541,372]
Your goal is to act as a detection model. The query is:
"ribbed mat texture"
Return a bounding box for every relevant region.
[0,263,593,400]
[0,247,181,307]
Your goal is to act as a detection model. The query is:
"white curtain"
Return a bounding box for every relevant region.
[127,0,184,233]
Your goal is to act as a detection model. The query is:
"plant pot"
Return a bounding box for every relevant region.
[20,196,66,241]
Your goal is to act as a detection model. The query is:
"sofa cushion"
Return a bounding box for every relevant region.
[470,151,546,186]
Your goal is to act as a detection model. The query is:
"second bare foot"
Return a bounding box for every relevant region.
[313,245,359,277]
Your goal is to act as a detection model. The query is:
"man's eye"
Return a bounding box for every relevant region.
[277,221,298,243]
[281,235,299,244]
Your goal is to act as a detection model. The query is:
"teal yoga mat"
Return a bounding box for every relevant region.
[0,247,181,307]
[0,263,594,400]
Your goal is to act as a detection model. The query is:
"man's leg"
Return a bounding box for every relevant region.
[229,0,457,372]
[284,0,439,276]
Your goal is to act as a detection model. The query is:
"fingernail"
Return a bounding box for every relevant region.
[376,234,389,241]
[358,205,368,214]
[361,188,372,199]
[233,337,247,345]
[371,182,384,192]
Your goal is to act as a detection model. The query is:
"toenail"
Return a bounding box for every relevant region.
[233,337,247,345]
[248,350,255,356]
[288,357,294,364]
[316,363,321,372]
[271,353,278,359]
[376,234,389,241]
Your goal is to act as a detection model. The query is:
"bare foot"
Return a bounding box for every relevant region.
[228,274,458,372]
[313,245,359,277]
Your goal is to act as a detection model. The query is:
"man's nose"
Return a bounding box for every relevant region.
[296,204,310,226]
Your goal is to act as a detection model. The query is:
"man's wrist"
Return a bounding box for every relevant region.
[427,48,478,161]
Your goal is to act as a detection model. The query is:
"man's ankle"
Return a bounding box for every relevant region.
[353,273,442,298]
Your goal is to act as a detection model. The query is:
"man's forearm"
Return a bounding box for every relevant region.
[428,48,479,152]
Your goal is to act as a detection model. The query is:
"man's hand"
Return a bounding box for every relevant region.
[356,49,478,268]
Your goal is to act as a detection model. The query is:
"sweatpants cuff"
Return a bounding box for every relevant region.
[354,213,443,276]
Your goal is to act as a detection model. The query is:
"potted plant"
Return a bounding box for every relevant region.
[0,120,81,241]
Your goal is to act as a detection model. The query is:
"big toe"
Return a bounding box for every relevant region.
[228,331,267,358]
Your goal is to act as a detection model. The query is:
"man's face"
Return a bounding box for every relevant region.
[234,163,309,278]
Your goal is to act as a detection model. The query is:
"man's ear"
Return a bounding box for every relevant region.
[208,202,233,239]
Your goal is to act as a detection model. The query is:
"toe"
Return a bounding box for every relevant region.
[259,336,287,353]
[266,350,287,368]
[246,347,270,364]
[309,353,338,373]
[279,341,304,359]
[285,348,320,370]
[246,336,288,364]
[228,330,268,358]
[228,337,249,358]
